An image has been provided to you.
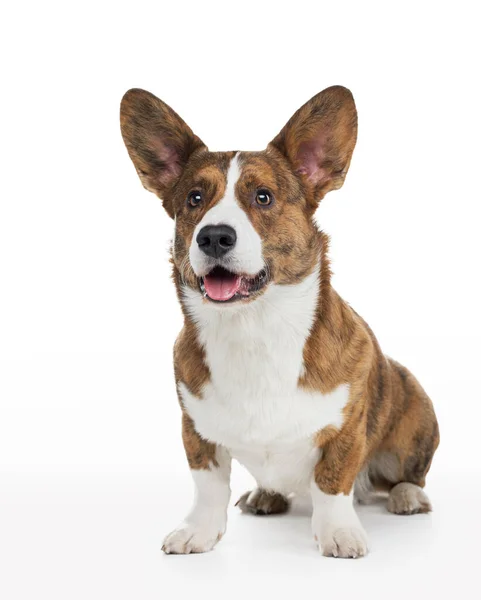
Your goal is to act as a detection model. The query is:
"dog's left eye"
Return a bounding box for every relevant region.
[187,191,203,207]
[255,189,272,206]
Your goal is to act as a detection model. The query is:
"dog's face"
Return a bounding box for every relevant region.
[120,86,357,305]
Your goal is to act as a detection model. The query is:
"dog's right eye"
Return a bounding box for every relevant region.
[187,191,203,208]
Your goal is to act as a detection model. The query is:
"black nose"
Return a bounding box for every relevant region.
[196,225,237,258]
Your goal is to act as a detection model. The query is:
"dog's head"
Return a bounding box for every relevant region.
[120,86,357,306]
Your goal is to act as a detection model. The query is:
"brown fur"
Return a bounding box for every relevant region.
[120,89,206,217]
[236,489,290,515]
[181,412,218,470]
[270,85,358,206]
[300,280,439,496]
[120,86,439,499]
[173,320,209,397]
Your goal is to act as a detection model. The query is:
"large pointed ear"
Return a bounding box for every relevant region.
[269,86,357,207]
[120,89,207,218]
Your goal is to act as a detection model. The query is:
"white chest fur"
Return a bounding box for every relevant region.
[179,267,350,495]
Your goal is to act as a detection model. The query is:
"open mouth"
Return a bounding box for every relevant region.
[199,266,269,302]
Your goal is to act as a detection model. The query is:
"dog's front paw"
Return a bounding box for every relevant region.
[315,526,368,558]
[162,521,225,555]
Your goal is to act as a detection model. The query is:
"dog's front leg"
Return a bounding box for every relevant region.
[162,413,231,554]
[311,435,368,558]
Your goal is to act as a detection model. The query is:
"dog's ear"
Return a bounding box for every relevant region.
[269,86,357,207]
[120,89,206,218]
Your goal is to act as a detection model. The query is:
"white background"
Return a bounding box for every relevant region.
[1,1,480,598]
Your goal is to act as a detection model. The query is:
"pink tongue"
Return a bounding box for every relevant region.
[204,272,242,301]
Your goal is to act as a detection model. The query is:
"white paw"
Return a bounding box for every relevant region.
[311,486,369,558]
[162,521,225,555]
[316,525,369,558]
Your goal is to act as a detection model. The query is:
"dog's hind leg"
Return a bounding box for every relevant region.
[354,468,380,505]
[236,488,290,515]
[369,360,440,515]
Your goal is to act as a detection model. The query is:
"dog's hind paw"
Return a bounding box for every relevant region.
[387,482,432,515]
[236,488,289,515]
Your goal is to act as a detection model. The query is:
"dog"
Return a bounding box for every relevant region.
[120,85,439,558]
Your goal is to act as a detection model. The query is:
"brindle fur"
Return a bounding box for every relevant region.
[120,86,439,504]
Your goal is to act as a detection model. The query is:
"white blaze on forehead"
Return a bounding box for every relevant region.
[224,152,241,207]
[188,153,264,277]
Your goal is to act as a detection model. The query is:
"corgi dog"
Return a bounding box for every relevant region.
[120,86,439,558]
